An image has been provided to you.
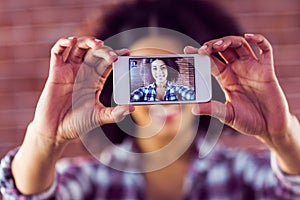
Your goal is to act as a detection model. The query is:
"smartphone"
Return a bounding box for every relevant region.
[113,54,211,105]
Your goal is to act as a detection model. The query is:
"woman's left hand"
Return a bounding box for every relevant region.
[185,34,300,174]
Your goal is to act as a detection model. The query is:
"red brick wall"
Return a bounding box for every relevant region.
[0,0,121,160]
[0,0,299,172]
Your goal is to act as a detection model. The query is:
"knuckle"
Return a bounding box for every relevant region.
[78,36,95,41]
[50,45,56,53]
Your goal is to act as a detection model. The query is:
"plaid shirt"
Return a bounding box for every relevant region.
[1,139,300,200]
[131,81,195,102]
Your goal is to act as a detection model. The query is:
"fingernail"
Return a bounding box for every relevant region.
[68,36,75,40]
[185,45,196,50]
[214,40,223,45]
[94,38,103,45]
[118,48,130,54]
[200,44,208,50]
[245,33,254,37]
[192,106,200,115]
[109,51,117,56]
[122,110,131,116]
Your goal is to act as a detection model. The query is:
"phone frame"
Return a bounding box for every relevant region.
[113,54,211,105]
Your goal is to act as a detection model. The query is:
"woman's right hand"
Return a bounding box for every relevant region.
[32,36,134,145]
[11,37,134,194]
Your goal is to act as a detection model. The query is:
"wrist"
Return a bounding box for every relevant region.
[258,114,300,175]
[27,121,69,152]
[256,113,294,148]
[11,122,69,194]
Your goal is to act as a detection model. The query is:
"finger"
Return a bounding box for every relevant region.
[183,46,198,54]
[89,47,118,78]
[112,105,135,122]
[50,37,77,66]
[192,100,233,126]
[115,48,130,56]
[81,45,118,80]
[183,45,209,56]
[204,36,257,63]
[212,37,256,61]
[219,48,238,64]
[92,46,118,64]
[97,105,135,125]
[244,33,273,61]
[182,45,222,78]
[210,55,226,77]
[192,41,227,77]
[67,37,103,64]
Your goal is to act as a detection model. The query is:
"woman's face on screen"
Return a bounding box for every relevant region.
[151,59,168,84]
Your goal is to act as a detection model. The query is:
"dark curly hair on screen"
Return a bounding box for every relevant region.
[78,0,242,143]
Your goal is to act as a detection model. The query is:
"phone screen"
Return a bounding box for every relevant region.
[129,56,196,102]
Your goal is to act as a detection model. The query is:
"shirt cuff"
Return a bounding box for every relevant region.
[271,152,300,195]
[0,147,57,200]
[32,174,57,200]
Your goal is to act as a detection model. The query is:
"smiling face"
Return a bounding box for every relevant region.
[151,59,168,84]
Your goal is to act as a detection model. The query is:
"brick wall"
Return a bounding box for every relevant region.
[0,0,299,177]
[0,0,123,160]
[217,0,300,149]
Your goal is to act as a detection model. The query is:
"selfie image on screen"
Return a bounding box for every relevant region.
[130,56,196,102]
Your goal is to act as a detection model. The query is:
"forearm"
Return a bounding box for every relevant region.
[275,114,300,175]
[11,122,68,195]
[259,114,300,175]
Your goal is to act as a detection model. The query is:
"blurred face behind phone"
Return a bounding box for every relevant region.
[129,35,196,151]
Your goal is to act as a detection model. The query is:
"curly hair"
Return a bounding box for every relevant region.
[78,0,242,143]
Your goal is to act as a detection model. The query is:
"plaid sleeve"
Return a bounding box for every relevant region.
[186,146,300,199]
[131,85,157,102]
[0,148,57,199]
[174,85,195,101]
[231,150,300,199]
[130,88,145,102]
[1,147,145,200]
[270,152,300,197]
[0,149,103,200]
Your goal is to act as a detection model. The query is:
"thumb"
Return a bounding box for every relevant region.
[97,105,135,125]
[111,105,135,123]
[192,100,228,124]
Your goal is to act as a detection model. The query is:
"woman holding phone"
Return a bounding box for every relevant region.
[1,0,300,199]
